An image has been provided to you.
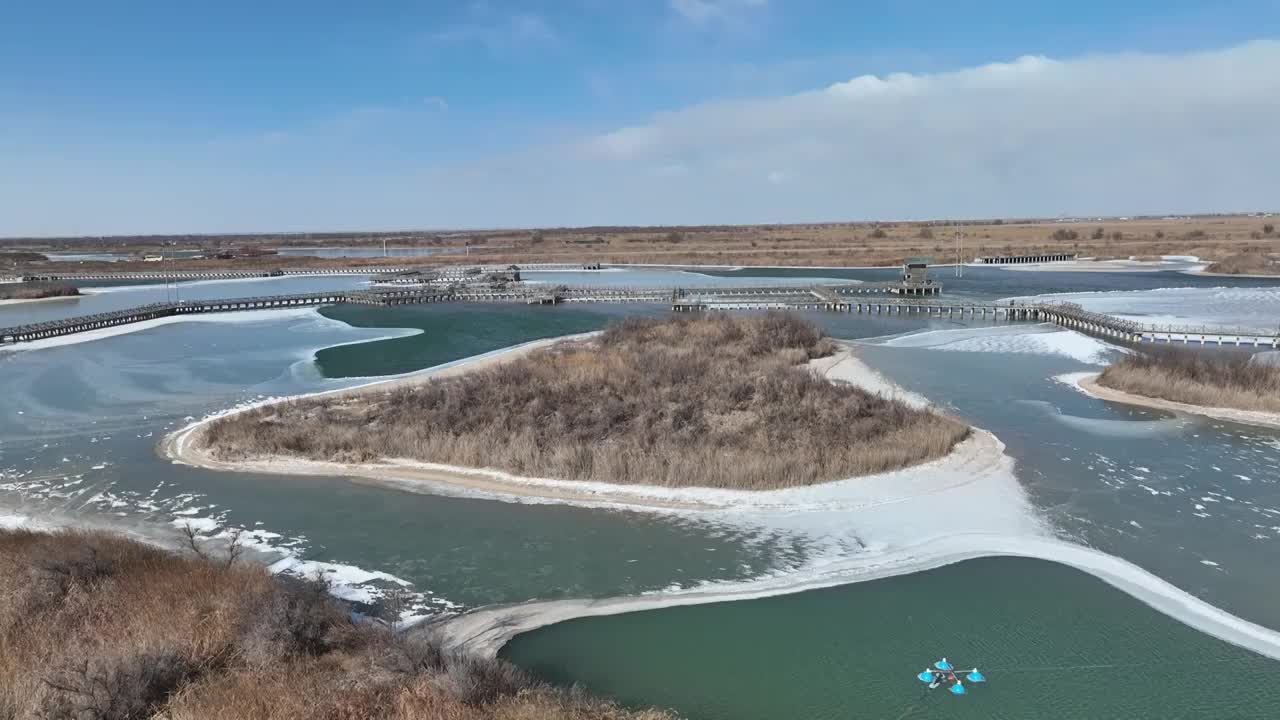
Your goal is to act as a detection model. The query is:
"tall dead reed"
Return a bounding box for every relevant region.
[1097,347,1280,413]
[1205,252,1279,276]
[0,282,79,300]
[203,312,969,489]
[0,528,670,720]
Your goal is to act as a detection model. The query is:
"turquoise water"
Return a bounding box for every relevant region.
[846,340,1280,632]
[0,303,801,612]
[315,302,666,377]
[504,557,1280,720]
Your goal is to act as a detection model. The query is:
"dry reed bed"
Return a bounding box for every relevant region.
[201,313,969,489]
[1097,348,1280,413]
[0,282,79,301]
[20,215,1279,271]
[1205,252,1280,275]
[0,528,671,720]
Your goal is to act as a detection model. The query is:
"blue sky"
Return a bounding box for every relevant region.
[3,1,1279,235]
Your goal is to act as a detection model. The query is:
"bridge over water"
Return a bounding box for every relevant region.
[2,284,1276,349]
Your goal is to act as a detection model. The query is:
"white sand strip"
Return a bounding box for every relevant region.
[433,533,1280,663]
[1069,372,1280,430]
[0,294,83,307]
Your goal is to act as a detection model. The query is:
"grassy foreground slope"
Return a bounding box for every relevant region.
[1097,349,1280,413]
[202,313,968,489]
[0,528,670,720]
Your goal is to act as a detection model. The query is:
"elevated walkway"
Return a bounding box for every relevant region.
[4,285,1277,349]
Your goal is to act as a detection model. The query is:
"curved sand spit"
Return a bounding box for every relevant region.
[434,533,1280,663]
[165,335,1280,664]
[1069,372,1280,431]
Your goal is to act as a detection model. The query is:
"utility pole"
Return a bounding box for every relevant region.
[954,229,964,278]
[383,237,388,258]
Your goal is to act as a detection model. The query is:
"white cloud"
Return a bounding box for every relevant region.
[5,41,1280,235]
[430,11,555,51]
[669,0,767,27]
[562,41,1280,222]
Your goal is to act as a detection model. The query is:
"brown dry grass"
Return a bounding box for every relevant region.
[1205,252,1280,275]
[0,282,79,300]
[1097,348,1280,413]
[0,528,671,720]
[201,313,969,489]
[13,215,1280,271]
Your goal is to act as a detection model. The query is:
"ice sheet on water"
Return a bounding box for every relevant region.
[879,325,1119,365]
[1006,286,1280,333]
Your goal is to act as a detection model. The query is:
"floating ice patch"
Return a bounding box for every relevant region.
[269,557,416,605]
[1051,413,1183,438]
[172,517,220,533]
[882,325,1119,365]
[1006,286,1280,334]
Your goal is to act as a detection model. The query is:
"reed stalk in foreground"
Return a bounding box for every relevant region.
[202,312,969,489]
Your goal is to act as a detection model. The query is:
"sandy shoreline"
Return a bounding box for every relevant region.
[1072,372,1280,430]
[996,259,1203,274]
[1185,269,1280,279]
[433,532,1280,664]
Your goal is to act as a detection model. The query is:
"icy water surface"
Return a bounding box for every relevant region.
[701,264,1280,303]
[847,329,1280,630]
[505,557,1280,720]
[0,274,372,327]
[0,301,805,614]
[3,268,1280,717]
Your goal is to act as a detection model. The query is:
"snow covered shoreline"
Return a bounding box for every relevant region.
[1066,372,1280,431]
[433,533,1280,664]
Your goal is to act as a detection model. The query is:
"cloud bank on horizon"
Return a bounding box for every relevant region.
[4,39,1279,236]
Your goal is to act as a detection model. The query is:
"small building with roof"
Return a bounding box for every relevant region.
[893,256,941,296]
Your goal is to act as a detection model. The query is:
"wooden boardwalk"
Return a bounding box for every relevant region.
[3,285,1277,349]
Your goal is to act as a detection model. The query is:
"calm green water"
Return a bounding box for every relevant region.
[316,302,666,377]
[504,557,1280,720]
